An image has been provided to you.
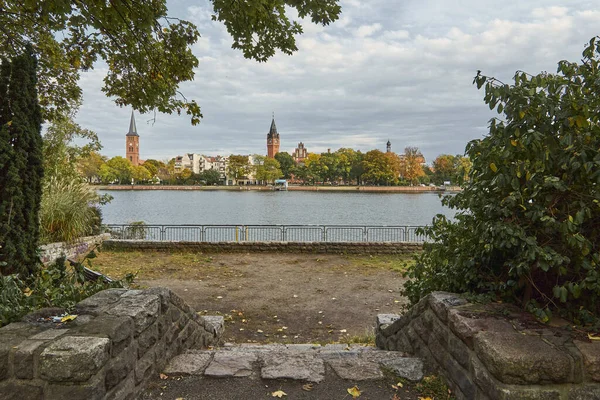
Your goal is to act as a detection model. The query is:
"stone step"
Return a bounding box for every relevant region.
[164,343,423,383]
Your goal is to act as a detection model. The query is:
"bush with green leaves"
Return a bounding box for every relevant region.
[0,252,134,327]
[404,37,600,325]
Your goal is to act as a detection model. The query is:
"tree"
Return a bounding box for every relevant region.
[400,147,425,185]
[132,165,152,183]
[384,151,402,183]
[404,37,600,323]
[455,156,472,185]
[336,148,358,184]
[432,154,457,185]
[199,169,222,185]
[78,151,106,183]
[255,157,283,183]
[274,152,295,179]
[362,150,395,185]
[43,115,101,181]
[100,156,133,184]
[0,1,341,124]
[227,155,251,184]
[305,153,326,184]
[0,47,43,275]
[141,160,160,177]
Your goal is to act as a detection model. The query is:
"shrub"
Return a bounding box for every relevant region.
[0,253,134,327]
[403,37,600,324]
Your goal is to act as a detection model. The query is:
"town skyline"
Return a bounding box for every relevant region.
[73,1,600,163]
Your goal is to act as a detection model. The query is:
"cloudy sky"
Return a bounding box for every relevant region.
[75,0,600,163]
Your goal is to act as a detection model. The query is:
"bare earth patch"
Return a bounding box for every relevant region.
[92,250,415,344]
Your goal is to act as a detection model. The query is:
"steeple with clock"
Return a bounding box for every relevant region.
[267,113,280,158]
[125,111,140,166]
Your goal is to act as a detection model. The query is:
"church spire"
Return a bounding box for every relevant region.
[268,113,279,139]
[126,111,138,137]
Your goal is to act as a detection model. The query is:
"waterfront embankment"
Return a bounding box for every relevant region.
[94,185,462,193]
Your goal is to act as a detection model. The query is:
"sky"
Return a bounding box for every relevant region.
[75,0,600,164]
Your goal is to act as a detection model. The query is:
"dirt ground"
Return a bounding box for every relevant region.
[91,251,415,344]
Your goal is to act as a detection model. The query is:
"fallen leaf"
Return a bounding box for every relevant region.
[257,329,263,333]
[347,385,361,398]
[293,295,298,298]
[419,397,433,400]
[61,315,78,322]
[175,398,184,400]
[588,333,600,341]
[23,287,33,297]
[340,329,347,333]
[216,296,223,299]
[396,382,403,388]
[159,373,168,380]
[302,384,313,391]
[271,390,287,397]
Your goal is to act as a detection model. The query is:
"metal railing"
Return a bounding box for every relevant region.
[104,224,428,243]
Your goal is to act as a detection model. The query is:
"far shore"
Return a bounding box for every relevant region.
[94,184,462,193]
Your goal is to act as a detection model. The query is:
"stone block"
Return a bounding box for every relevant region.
[376,314,401,336]
[261,351,325,383]
[105,344,136,390]
[40,336,110,382]
[569,385,600,400]
[105,371,135,400]
[444,355,476,399]
[428,292,468,323]
[0,381,44,400]
[13,339,45,379]
[0,325,44,380]
[135,345,156,385]
[379,357,424,382]
[574,340,600,382]
[105,293,160,335]
[164,350,213,375]
[169,292,191,314]
[71,314,133,355]
[168,307,181,323]
[448,333,471,370]
[448,308,515,349]
[204,351,257,377]
[144,287,172,312]
[474,332,573,384]
[395,332,414,353]
[137,324,158,358]
[75,289,127,316]
[30,329,70,341]
[200,316,225,342]
[46,373,106,400]
[327,356,384,381]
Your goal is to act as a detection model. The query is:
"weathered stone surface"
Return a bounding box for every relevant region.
[448,308,515,349]
[13,339,45,379]
[428,292,467,323]
[72,314,133,354]
[204,351,257,377]
[138,323,158,357]
[376,314,401,335]
[164,350,213,375]
[39,336,111,382]
[575,340,600,382]
[0,381,44,400]
[569,384,600,400]
[135,345,156,385]
[0,325,44,380]
[384,357,424,382]
[444,355,476,399]
[30,328,70,341]
[327,356,384,380]
[47,373,106,400]
[105,344,135,390]
[74,288,127,316]
[200,315,224,340]
[105,371,135,400]
[474,332,573,384]
[261,352,325,382]
[105,293,160,335]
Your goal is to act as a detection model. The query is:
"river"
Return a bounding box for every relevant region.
[98,190,455,226]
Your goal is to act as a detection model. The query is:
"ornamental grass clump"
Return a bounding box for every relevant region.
[403,37,600,326]
[39,175,102,244]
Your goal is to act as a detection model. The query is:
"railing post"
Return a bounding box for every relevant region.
[282,226,287,242]
[235,226,239,242]
[322,226,326,242]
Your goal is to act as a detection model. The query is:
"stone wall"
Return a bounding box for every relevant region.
[39,233,110,265]
[0,288,223,400]
[376,292,600,400]
[102,240,423,255]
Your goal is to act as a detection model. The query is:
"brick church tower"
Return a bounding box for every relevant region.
[125,111,140,166]
[267,115,280,158]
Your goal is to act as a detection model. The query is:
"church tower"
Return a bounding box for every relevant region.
[386,139,392,153]
[267,115,280,158]
[126,111,140,166]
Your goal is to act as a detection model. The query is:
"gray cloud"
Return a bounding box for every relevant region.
[75,0,600,163]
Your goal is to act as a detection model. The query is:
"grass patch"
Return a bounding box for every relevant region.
[416,375,456,400]
[345,254,418,273]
